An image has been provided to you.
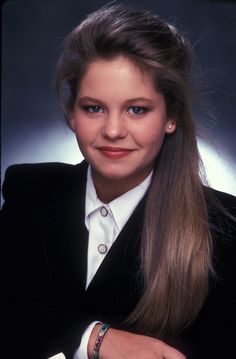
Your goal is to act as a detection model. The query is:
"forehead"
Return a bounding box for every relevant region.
[78,56,158,98]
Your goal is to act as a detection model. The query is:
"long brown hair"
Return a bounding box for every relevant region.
[55,4,214,339]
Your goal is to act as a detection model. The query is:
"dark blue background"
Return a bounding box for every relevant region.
[2,0,236,198]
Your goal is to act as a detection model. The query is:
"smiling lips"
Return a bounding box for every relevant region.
[97,146,134,159]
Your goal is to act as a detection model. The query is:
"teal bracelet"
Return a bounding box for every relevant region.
[93,323,110,359]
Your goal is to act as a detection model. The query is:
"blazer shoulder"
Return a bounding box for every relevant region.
[204,186,236,216]
[204,187,236,245]
[2,161,87,206]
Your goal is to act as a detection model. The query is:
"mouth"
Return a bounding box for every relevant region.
[97,146,134,159]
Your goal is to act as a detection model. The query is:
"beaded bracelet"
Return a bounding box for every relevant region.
[93,323,110,359]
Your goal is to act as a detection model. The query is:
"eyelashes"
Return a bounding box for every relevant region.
[127,106,148,116]
[83,105,103,113]
[81,105,150,117]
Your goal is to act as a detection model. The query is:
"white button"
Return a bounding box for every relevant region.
[100,206,108,217]
[98,244,108,254]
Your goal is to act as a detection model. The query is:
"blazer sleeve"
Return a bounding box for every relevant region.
[1,164,93,359]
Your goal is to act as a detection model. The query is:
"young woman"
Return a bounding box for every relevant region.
[2,4,236,359]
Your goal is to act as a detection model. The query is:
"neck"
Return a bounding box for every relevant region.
[91,169,152,203]
[95,181,130,203]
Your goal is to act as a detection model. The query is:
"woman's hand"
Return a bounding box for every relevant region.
[88,324,186,359]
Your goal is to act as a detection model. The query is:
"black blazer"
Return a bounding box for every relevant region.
[1,161,236,359]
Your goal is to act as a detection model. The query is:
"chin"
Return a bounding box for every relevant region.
[101,171,129,181]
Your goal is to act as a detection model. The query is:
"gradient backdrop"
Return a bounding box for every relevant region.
[2,0,236,204]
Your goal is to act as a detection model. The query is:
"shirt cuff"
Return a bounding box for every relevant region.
[73,321,101,359]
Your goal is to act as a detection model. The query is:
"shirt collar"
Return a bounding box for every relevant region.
[85,166,152,231]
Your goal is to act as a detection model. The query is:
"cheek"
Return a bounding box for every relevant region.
[137,125,166,149]
[73,120,93,144]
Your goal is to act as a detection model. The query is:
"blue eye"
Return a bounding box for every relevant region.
[84,105,103,113]
[127,106,147,116]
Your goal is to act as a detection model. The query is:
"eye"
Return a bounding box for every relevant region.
[127,106,148,116]
[83,105,104,113]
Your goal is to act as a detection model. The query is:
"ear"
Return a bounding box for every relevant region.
[165,119,176,134]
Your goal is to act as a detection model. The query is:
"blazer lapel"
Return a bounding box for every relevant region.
[41,160,147,314]
[41,161,89,292]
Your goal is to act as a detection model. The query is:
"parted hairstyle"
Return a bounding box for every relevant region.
[55,4,214,339]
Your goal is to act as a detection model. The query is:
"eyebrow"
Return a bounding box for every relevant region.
[77,96,155,104]
[125,97,155,104]
[77,97,104,104]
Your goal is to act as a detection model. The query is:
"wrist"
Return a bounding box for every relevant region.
[88,323,110,359]
[93,324,110,359]
[87,323,102,359]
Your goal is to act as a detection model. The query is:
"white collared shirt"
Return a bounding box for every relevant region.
[74,166,152,359]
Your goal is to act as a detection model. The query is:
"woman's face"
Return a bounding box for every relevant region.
[70,56,176,190]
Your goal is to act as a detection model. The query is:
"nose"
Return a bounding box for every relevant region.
[101,112,127,140]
